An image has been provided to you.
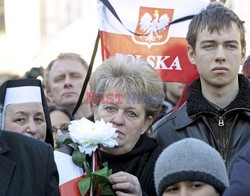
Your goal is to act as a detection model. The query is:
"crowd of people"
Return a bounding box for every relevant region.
[1,1,250,196]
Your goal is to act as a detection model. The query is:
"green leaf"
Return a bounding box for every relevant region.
[72,147,86,167]
[102,161,108,168]
[99,183,115,196]
[83,161,91,176]
[101,162,112,177]
[91,167,110,184]
[107,168,112,177]
[69,143,78,150]
[93,166,108,175]
[78,177,91,196]
[56,134,73,148]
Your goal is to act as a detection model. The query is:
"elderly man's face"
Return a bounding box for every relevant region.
[4,102,46,141]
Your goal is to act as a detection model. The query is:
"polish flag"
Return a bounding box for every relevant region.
[54,151,98,196]
[54,151,84,196]
[98,0,209,82]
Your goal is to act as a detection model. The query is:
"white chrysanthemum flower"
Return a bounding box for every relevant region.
[68,117,118,154]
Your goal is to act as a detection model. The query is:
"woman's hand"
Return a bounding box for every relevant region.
[109,171,142,196]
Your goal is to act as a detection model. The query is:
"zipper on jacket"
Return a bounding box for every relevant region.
[218,117,224,127]
[202,114,227,162]
[202,116,221,154]
[224,114,238,176]
[193,109,250,164]
[200,111,240,175]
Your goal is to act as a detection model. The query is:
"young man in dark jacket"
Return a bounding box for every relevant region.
[153,4,250,177]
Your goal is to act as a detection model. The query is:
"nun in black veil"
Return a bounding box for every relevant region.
[0,79,54,147]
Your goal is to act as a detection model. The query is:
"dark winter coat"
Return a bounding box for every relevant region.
[100,134,163,196]
[153,75,250,177]
[0,130,59,196]
[223,144,250,195]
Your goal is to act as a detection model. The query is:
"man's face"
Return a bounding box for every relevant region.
[188,23,245,89]
[47,59,87,107]
[165,82,185,103]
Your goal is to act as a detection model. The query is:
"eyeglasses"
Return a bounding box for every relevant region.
[52,123,70,134]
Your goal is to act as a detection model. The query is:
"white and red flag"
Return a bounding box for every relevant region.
[54,150,98,196]
[54,151,85,196]
[97,0,209,82]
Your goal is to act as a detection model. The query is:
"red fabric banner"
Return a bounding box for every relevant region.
[98,0,209,82]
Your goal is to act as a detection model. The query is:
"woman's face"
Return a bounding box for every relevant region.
[50,110,71,148]
[4,102,47,141]
[94,93,153,155]
[163,181,220,196]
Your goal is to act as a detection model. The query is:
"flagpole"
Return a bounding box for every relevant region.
[72,31,100,117]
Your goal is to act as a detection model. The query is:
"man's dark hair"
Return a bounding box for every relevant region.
[187,4,245,51]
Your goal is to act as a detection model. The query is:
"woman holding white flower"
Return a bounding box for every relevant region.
[89,54,164,196]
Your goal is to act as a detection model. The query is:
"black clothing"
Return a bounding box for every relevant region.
[153,75,250,177]
[0,130,59,196]
[223,144,250,196]
[0,79,54,147]
[100,134,163,196]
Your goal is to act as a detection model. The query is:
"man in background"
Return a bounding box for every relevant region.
[241,55,250,79]
[44,53,92,119]
[162,82,186,114]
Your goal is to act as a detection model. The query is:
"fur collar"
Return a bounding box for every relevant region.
[187,74,250,116]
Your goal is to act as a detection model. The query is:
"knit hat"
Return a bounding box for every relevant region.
[154,138,229,195]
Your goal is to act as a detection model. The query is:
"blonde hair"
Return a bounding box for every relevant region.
[89,54,164,118]
[44,53,88,91]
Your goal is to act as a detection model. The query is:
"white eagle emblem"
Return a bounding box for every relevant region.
[139,10,170,42]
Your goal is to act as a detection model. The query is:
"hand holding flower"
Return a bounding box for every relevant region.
[109,171,142,196]
[57,117,118,196]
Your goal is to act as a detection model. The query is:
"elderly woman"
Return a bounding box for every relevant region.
[0,79,54,147]
[89,54,164,195]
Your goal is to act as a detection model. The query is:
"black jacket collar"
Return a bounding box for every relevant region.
[187,74,250,116]
[0,131,10,154]
[0,131,16,196]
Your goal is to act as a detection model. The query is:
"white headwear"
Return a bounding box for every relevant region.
[2,86,42,129]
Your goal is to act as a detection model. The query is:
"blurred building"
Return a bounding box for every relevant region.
[0,0,100,77]
[0,73,19,86]
[0,0,249,77]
